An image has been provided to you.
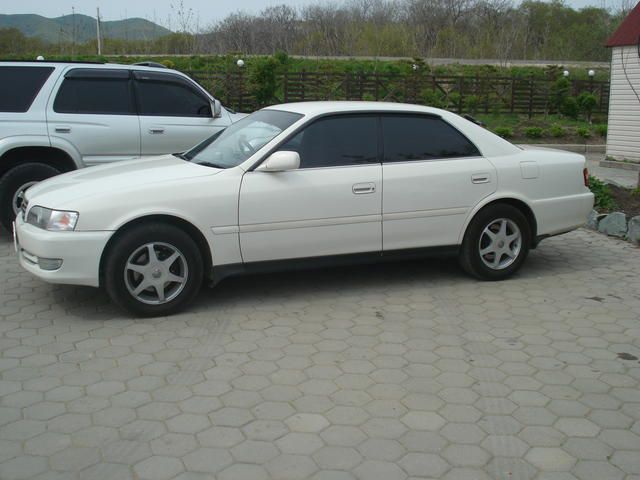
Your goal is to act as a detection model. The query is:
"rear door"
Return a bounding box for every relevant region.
[134,71,228,156]
[47,68,141,165]
[381,114,497,250]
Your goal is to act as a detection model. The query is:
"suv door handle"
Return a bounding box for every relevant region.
[54,126,71,133]
[353,183,376,194]
[149,127,165,134]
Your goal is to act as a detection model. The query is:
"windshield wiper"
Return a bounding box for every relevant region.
[196,161,228,169]
[173,152,189,160]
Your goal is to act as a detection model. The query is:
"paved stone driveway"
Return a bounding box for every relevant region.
[0,229,639,480]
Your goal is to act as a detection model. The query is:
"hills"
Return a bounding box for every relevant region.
[0,14,171,43]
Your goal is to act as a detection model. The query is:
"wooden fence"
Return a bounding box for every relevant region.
[188,70,610,117]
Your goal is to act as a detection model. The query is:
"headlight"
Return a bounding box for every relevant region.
[26,206,79,231]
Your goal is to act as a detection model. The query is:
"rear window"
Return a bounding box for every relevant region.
[0,66,54,113]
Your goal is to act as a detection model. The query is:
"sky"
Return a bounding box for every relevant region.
[1,0,626,29]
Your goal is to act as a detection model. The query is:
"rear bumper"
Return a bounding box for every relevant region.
[532,191,594,237]
[15,216,112,287]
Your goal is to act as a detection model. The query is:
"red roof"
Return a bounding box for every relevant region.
[607,2,640,47]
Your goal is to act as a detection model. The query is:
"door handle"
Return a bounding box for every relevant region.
[149,127,165,134]
[54,126,71,133]
[352,183,376,194]
[471,173,491,184]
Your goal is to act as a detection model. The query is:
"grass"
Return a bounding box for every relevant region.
[475,114,606,143]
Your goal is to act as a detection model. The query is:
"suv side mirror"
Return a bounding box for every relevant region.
[211,99,222,118]
[256,151,300,172]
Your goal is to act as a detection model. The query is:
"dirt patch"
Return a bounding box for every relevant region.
[608,185,640,218]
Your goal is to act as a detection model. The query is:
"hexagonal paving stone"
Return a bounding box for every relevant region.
[277,432,325,454]
[134,456,184,480]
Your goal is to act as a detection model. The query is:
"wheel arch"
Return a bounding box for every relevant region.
[99,214,213,287]
[460,196,538,247]
[0,146,78,178]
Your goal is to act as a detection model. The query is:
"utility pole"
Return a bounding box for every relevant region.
[96,7,102,55]
[71,6,76,57]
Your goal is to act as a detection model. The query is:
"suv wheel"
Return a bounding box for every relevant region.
[0,163,61,230]
[459,204,531,280]
[104,223,204,317]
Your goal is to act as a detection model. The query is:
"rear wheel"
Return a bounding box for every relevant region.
[0,163,61,230]
[459,204,531,280]
[104,224,204,317]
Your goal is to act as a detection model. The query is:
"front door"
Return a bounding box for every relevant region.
[381,114,497,250]
[239,114,382,263]
[133,71,228,156]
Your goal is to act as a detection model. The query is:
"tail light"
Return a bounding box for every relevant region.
[583,168,589,187]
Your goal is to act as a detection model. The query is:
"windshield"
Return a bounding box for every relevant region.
[184,109,303,168]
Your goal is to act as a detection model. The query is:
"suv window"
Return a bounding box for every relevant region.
[382,115,480,162]
[53,69,133,115]
[0,66,54,113]
[280,115,378,168]
[134,71,211,117]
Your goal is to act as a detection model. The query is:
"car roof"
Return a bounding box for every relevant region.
[0,61,174,74]
[265,101,451,117]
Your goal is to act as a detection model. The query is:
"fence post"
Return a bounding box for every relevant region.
[283,71,289,103]
[458,77,464,114]
[510,78,515,114]
[528,77,534,119]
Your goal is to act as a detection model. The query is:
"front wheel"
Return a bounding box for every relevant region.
[0,163,61,231]
[459,204,531,280]
[104,224,204,317]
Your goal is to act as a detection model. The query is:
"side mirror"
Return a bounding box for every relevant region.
[211,99,222,118]
[256,151,300,172]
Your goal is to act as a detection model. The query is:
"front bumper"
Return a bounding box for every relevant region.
[14,215,112,287]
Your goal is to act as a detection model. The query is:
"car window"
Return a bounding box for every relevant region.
[53,69,133,115]
[279,115,378,168]
[184,109,302,168]
[134,71,211,117]
[382,114,480,162]
[0,66,54,113]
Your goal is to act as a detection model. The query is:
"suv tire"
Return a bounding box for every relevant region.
[0,163,61,230]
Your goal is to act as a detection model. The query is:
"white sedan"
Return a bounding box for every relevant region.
[14,102,594,316]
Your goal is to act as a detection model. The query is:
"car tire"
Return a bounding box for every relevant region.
[104,223,204,317]
[0,163,61,231]
[459,203,531,281]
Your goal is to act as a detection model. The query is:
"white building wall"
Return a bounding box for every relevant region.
[606,45,640,162]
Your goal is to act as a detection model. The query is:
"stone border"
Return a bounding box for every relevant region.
[587,210,640,244]
[599,159,640,171]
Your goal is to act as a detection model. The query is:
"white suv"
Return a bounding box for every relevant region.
[0,60,242,230]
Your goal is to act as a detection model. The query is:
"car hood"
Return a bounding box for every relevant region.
[25,155,220,209]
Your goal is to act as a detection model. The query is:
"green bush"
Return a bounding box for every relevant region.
[422,89,446,108]
[248,56,279,106]
[494,127,514,138]
[464,95,481,115]
[577,92,598,122]
[560,97,579,119]
[550,77,571,112]
[577,126,591,138]
[588,175,617,210]
[594,124,607,137]
[549,124,566,137]
[524,127,545,139]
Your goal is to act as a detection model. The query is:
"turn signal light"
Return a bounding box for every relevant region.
[583,168,589,187]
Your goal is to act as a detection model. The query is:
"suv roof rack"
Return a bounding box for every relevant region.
[133,61,168,69]
[0,59,105,64]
